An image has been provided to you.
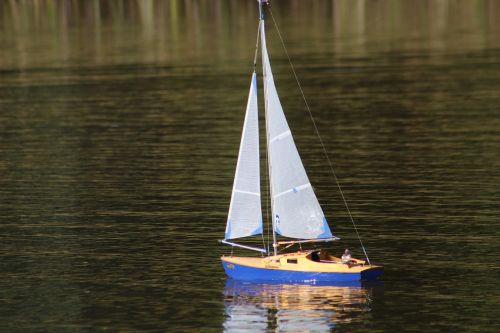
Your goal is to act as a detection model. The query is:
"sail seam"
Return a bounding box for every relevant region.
[273,183,311,199]
[234,189,261,196]
[270,130,291,144]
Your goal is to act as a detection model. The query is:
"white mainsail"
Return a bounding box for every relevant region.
[260,24,333,240]
[225,73,263,240]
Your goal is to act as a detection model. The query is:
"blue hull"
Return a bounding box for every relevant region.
[222,260,383,283]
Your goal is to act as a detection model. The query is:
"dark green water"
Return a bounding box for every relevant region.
[1,1,499,332]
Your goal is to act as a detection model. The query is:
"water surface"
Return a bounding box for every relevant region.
[1,1,499,332]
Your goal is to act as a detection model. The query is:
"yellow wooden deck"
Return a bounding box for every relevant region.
[221,249,382,274]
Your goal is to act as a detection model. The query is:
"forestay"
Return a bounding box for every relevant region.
[225,73,263,240]
[260,24,333,240]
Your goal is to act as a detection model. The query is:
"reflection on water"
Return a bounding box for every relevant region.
[1,0,500,69]
[223,279,382,332]
[1,0,499,332]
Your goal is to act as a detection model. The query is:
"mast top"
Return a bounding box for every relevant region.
[258,0,269,21]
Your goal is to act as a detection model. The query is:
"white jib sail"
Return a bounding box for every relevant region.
[261,24,333,240]
[225,73,263,240]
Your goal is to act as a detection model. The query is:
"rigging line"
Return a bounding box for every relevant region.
[265,78,273,254]
[254,20,267,254]
[265,119,271,254]
[260,219,267,255]
[253,21,261,70]
[261,15,275,256]
[254,18,269,253]
[268,8,371,265]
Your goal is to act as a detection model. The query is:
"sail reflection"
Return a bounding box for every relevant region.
[223,279,383,332]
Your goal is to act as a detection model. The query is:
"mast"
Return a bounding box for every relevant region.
[259,0,278,257]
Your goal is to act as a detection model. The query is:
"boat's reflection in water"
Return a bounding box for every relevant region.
[223,279,383,331]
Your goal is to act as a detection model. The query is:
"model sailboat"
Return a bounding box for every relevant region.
[221,1,383,283]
